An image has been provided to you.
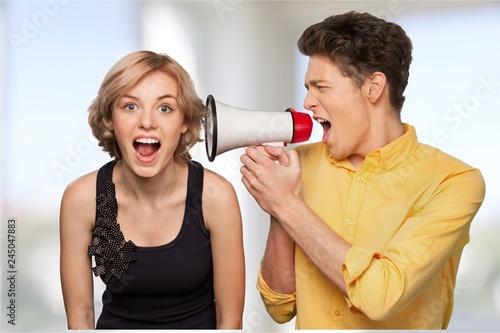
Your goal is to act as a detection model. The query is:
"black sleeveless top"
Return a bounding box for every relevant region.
[87,160,216,329]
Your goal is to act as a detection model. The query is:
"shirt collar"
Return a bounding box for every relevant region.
[329,123,420,174]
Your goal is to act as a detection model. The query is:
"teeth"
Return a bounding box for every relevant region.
[316,118,329,123]
[135,138,159,144]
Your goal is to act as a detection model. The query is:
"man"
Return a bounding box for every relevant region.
[240,11,485,329]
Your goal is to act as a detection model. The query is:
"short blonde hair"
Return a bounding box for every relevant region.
[88,50,206,162]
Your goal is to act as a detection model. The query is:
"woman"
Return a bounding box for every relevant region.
[59,50,245,329]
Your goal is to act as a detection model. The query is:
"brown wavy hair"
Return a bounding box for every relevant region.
[88,50,206,162]
[298,11,413,113]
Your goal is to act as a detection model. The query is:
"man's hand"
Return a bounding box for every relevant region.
[240,145,301,216]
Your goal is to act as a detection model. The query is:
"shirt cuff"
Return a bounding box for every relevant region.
[257,266,296,303]
[257,266,297,323]
[342,246,377,282]
[342,246,377,307]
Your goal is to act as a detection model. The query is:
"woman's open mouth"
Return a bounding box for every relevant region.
[133,137,161,162]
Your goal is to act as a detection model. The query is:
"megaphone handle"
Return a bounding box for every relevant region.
[262,142,285,147]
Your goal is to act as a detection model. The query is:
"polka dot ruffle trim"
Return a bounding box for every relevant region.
[88,180,136,284]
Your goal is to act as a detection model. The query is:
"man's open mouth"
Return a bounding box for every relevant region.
[133,137,161,157]
[316,118,331,141]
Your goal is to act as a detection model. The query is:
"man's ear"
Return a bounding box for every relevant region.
[366,71,387,104]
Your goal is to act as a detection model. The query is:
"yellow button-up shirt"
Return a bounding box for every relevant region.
[257,124,485,329]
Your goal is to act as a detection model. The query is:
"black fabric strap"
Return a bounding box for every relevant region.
[96,160,116,196]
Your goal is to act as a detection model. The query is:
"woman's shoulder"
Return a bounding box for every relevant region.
[202,166,236,193]
[61,168,99,215]
[60,168,101,230]
[198,164,242,233]
[198,164,239,211]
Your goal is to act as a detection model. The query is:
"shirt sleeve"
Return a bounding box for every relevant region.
[342,168,485,321]
[256,266,297,323]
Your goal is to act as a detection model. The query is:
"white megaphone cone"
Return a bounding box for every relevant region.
[204,94,313,161]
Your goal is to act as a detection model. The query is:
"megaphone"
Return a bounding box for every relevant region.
[204,94,313,161]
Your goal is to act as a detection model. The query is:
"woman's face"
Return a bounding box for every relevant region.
[111,70,188,177]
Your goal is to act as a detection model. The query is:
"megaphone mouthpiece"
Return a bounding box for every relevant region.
[287,108,314,144]
[204,95,313,161]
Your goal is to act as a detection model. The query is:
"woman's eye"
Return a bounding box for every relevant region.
[124,103,137,111]
[159,105,172,113]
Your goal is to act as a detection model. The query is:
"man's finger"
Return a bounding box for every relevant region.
[264,145,289,167]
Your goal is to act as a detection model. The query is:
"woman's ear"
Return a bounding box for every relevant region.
[366,71,387,104]
[181,123,188,134]
[104,118,114,131]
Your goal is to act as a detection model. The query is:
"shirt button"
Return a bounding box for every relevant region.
[334,310,340,316]
[346,218,352,225]
[357,176,364,181]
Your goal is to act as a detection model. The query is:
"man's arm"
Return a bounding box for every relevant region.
[256,216,298,324]
[269,192,351,297]
[261,216,296,294]
[241,146,351,296]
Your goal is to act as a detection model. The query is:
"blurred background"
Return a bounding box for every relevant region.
[0,0,499,331]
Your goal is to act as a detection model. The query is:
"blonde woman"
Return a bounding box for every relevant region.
[60,51,245,329]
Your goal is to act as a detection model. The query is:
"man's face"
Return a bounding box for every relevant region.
[303,55,370,162]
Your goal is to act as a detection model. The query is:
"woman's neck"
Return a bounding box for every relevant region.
[114,159,186,205]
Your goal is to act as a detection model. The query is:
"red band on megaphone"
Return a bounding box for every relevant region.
[288,108,313,143]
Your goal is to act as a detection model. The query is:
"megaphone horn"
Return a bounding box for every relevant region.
[204,94,313,162]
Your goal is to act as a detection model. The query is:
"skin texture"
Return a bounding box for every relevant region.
[60,71,245,329]
[240,55,404,297]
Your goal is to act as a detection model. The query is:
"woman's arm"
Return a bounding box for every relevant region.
[203,169,245,329]
[59,173,97,329]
